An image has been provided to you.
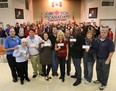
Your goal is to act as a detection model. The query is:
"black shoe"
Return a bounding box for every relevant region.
[44,77,49,81]
[55,73,58,76]
[20,81,24,85]
[67,72,70,76]
[73,81,81,86]
[39,74,44,76]
[32,74,37,78]
[59,76,62,79]
[62,78,65,82]
[13,78,17,82]
[99,85,106,90]
[52,73,55,76]
[93,80,100,84]
[71,75,76,78]
[47,76,52,79]
[25,77,30,82]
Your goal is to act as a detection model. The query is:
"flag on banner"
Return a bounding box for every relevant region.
[52,2,62,7]
[41,12,43,24]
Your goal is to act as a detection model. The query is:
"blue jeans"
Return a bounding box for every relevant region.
[73,58,82,82]
[83,51,88,80]
[87,61,95,82]
[52,50,58,74]
[96,58,110,86]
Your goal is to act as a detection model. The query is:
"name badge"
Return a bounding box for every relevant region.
[82,45,90,49]
[58,43,64,47]
[44,43,51,47]
[70,39,76,42]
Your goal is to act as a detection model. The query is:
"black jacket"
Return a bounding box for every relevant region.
[70,33,85,59]
[0,30,6,37]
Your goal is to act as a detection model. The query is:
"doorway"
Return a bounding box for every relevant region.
[100,19,116,46]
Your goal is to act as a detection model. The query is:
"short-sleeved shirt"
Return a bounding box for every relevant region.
[4,36,21,55]
[56,40,68,57]
[5,28,10,36]
[97,37,115,59]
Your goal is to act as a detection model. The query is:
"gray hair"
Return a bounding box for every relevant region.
[21,38,27,43]
[100,26,109,33]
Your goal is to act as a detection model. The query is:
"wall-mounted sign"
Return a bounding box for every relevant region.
[44,10,70,22]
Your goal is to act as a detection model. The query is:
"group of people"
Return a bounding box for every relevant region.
[2,21,115,90]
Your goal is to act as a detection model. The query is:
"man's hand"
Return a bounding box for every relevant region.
[105,60,110,65]
[13,46,18,50]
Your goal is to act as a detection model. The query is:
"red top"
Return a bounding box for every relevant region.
[34,28,39,35]
[24,29,30,37]
[108,31,113,40]
[56,40,68,57]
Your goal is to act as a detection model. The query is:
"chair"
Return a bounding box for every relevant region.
[0,45,6,63]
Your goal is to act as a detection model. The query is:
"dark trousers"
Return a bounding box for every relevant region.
[42,64,52,76]
[87,61,95,82]
[17,61,28,81]
[7,54,18,80]
[96,58,111,86]
[66,55,71,74]
[73,58,82,82]
[58,57,66,79]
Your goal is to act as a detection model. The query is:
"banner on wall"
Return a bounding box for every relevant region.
[44,10,70,22]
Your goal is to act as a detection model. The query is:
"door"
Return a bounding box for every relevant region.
[100,19,116,46]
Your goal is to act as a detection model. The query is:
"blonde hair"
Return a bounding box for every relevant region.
[21,38,27,43]
[86,30,94,39]
[56,30,66,41]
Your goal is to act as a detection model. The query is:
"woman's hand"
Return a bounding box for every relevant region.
[65,56,68,61]
[58,46,61,50]
[41,44,44,48]
[20,52,23,56]
[26,54,29,60]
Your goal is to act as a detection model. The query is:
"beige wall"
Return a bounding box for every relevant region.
[13,0,33,24]
[81,0,116,25]
[33,0,81,23]
[0,0,14,27]
[0,0,33,27]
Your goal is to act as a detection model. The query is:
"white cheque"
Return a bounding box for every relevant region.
[70,38,76,42]
[82,45,90,49]
[57,43,64,47]
[43,43,51,47]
